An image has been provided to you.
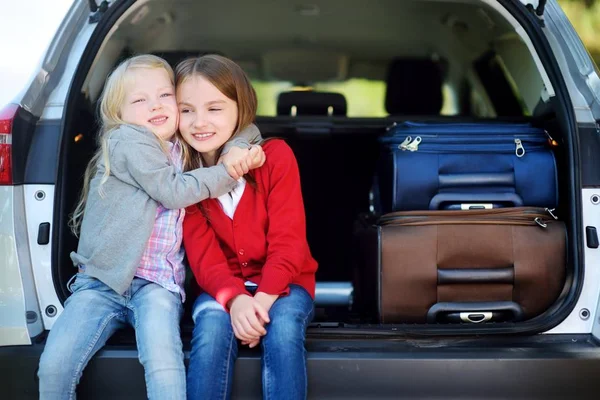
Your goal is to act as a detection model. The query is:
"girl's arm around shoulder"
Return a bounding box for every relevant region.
[220,124,266,179]
[221,123,263,154]
[109,125,237,209]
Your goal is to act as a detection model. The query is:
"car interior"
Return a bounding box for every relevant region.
[55,0,576,338]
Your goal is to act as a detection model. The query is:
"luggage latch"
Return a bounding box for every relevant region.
[460,312,493,323]
[545,208,558,220]
[534,217,548,228]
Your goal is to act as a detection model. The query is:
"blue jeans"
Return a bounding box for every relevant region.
[187,285,314,400]
[38,274,186,399]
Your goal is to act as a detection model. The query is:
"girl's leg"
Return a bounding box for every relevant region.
[128,279,185,400]
[187,292,238,400]
[261,285,314,400]
[38,273,127,400]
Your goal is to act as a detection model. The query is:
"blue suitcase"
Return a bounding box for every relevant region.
[376,121,558,212]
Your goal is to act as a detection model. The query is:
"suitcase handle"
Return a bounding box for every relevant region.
[426,301,525,323]
[439,172,515,188]
[429,192,524,210]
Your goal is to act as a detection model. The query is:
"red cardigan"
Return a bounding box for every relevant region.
[183,139,318,309]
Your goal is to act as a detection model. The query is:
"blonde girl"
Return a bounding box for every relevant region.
[38,54,264,400]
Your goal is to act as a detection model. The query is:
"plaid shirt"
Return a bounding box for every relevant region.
[135,141,186,302]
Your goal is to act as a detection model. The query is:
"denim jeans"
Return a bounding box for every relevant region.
[187,284,314,400]
[38,274,186,400]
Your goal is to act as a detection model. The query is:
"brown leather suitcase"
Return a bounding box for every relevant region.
[373,207,566,323]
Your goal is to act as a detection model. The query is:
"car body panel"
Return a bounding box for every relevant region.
[0,186,42,346]
[24,185,62,330]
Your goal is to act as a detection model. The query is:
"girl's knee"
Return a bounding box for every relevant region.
[39,333,75,375]
[269,287,314,323]
[196,315,232,339]
[192,306,232,338]
[192,296,229,324]
[264,314,308,347]
[38,351,59,378]
[38,346,80,388]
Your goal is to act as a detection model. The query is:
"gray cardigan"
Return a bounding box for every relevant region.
[70,123,261,295]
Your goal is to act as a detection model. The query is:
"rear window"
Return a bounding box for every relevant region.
[254,79,458,117]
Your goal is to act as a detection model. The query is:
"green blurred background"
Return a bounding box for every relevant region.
[561,0,600,63]
[254,0,600,117]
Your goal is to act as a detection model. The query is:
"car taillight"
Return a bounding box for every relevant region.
[0,104,19,185]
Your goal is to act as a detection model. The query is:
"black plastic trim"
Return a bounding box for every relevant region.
[427,301,524,323]
[23,120,62,184]
[586,226,599,249]
[37,223,51,245]
[578,123,600,187]
[3,335,600,399]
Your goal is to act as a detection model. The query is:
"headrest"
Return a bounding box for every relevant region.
[277,91,347,116]
[385,58,444,115]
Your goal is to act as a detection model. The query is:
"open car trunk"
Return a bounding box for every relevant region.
[53,0,581,339]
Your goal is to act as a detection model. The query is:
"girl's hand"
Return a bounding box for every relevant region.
[229,294,270,343]
[221,147,251,180]
[240,292,278,348]
[247,145,266,170]
[242,337,261,348]
[241,311,270,348]
[254,291,278,314]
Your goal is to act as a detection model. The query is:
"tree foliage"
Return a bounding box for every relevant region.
[559,0,600,63]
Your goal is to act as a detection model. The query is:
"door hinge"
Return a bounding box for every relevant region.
[89,1,110,24]
[519,0,547,17]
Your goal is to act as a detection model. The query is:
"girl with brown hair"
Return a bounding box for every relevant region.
[177,54,317,400]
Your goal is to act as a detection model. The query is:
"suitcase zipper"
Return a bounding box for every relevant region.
[393,121,544,135]
[515,139,525,157]
[396,136,539,155]
[398,136,412,150]
[379,207,556,228]
[405,136,422,151]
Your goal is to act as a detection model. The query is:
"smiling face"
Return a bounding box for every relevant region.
[120,67,178,141]
[177,75,238,159]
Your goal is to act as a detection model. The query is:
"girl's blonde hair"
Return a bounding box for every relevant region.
[175,54,258,172]
[69,54,176,236]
